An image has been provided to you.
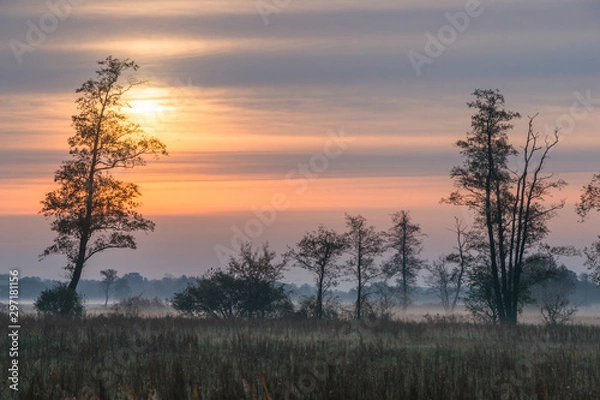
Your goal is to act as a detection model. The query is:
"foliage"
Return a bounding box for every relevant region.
[113,277,132,299]
[344,214,385,320]
[444,89,565,324]
[227,242,286,283]
[383,210,426,310]
[173,243,293,319]
[584,240,600,285]
[286,225,347,319]
[578,174,600,284]
[39,56,167,291]
[172,272,292,319]
[576,173,600,219]
[463,263,500,323]
[34,283,85,317]
[531,263,578,325]
[465,253,565,323]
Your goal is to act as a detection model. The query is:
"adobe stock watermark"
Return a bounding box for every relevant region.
[408,0,491,77]
[255,0,291,25]
[214,128,354,264]
[9,0,86,65]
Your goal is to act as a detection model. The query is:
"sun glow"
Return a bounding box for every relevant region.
[128,99,165,115]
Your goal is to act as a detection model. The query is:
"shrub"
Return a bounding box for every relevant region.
[34,283,85,317]
[172,272,293,319]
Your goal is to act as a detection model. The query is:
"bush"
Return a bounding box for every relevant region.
[172,272,293,319]
[34,283,85,317]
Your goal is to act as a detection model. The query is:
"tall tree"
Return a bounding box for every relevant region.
[444,89,565,324]
[577,173,600,284]
[286,225,347,319]
[100,268,118,308]
[344,214,384,319]
[40,56,167,291]
[383,210,426,311]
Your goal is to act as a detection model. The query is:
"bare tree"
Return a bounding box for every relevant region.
[344,214,384,320]
[424,258,455,312]
[100,269,118,308]
[426,218,474,311]
[383,210,426,311]
[40,56,167,292]
[286,225,347,319]
[444,89,565,325]
[446,218,474,310]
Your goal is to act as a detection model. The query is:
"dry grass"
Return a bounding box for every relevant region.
[1,313,600,400]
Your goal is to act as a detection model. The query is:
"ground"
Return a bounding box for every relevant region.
[1,307,600,399]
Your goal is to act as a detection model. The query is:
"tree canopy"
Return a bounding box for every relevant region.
[39,56,167,291]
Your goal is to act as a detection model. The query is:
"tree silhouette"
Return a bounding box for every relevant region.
[173,242,292,319]
[577,173,600,285]
[425,218,475,312]
[383,210,426,311]
[100,269,118,308]
[286,225,348,319]
[39,56,167,291]
[577,173,600,219]
[444,89,564,325]
[344,214,384,320]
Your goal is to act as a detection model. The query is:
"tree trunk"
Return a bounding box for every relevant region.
[316,272,324,319]
[68,90,110,291]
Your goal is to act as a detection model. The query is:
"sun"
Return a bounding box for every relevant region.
[128,99,165,115]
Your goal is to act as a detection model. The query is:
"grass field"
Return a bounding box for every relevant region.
[2,313,600,400]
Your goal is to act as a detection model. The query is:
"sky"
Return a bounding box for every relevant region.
[1,0,599,284]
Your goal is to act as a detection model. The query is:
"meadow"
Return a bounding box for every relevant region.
[2,312,600,400]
